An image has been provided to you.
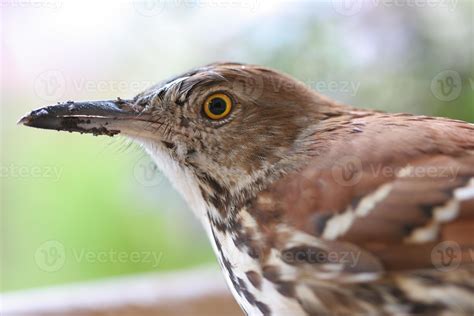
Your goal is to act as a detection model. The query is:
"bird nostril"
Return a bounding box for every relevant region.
[115,97,139,112]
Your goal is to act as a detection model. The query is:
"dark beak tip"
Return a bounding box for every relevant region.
[18,107,50,126]
[18,113,33,126]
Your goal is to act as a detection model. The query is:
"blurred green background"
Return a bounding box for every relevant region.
[1,0,473,292]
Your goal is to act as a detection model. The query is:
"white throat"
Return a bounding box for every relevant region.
[137,140,208,218]
[132,138,226,245]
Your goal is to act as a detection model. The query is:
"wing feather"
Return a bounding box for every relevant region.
[251,114,474,273]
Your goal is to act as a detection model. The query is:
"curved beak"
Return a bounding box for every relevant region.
[18,99,154,137]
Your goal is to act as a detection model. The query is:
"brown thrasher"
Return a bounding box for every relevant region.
[20,63,474,315]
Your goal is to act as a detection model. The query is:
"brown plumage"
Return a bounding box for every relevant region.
[19,63,474,315]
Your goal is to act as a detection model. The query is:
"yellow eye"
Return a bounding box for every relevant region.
[203,93,232,120]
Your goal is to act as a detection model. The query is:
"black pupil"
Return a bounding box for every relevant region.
[209,98,227,115]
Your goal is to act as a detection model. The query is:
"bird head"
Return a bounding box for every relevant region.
[19,63,332,219]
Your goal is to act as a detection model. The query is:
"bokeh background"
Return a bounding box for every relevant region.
[1,0,473,294]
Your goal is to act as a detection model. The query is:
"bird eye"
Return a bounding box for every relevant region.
[203,93,232,120]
